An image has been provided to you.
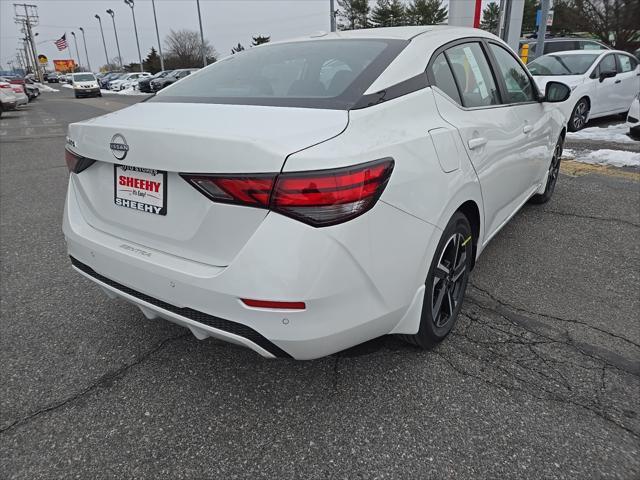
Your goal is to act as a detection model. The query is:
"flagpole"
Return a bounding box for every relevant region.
[66,32,74,73]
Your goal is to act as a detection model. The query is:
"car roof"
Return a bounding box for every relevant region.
[543,49,628,56]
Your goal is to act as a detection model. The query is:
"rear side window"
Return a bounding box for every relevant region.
[150,39,408,110]
[430,53,462,105]
[545,41,576,54]
[489,44,536,103]
[446,42,500,108]
[580,41,607,51]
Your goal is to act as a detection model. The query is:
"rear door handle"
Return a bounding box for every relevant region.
[523,125,533,134]
[468,137,487,150]
[614,79,621,84]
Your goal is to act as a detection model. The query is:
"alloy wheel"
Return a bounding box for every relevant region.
[431,232,470,328]
[546,141,562,193]
[573,101,589,130]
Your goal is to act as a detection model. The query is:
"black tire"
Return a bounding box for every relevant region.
[98,93,102,97]
[529,135,563,205]
[74,94,79,99]
[399,212,473,349]
[568,97,589,132]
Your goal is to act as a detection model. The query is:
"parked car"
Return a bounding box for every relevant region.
[138,70,172,93]
[47,73,60,83]
[109,72,152,91]
[71,72,101,98]
[528,50,639,131]
[63,26,571,360]
[24,78,40,101]
[627,93,640,137]
[0,81,17,115]
[10,84,28,107]
[150,68,198,91]
[521,37,610,62]
[98,72,121,89]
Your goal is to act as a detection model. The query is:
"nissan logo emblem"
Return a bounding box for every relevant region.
[110,134,129,160]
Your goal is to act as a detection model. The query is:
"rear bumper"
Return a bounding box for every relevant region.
[63,177,438,359]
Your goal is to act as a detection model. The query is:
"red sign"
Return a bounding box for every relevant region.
[53,59,76,72]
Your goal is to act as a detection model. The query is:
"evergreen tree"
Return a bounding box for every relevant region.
[480,2,500,35]
[231,43,245,54]
[406,0,448,25]
[337,0,370,30]
[521,0,539,34]
[251,35,271,46]
[143,46,161,73]
[370,0,407,27]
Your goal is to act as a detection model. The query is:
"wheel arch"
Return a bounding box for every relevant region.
[457,200,481,270]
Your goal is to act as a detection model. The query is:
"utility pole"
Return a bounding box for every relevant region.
[535,0,551,58]
[330,0,336,32]
[14,3,43,82]
[196,0,207,67]
[79,27,91,72]
[95,15,110,68]
[124,0,144,72]
[106,10,123,69]
[71,31,81,70]
[151,0,165,71]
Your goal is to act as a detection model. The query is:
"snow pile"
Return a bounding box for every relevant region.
[563,148,640,167]
[33,82,59,92]
[116,86,148,96]
[61,83,73,89]
[566,124,635,144]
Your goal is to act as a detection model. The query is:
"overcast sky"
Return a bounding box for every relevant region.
[0,0,332,69]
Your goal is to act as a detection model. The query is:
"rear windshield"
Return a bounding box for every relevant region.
[150,39,407,109]
[528,54,600,75]
[73,74,96,82]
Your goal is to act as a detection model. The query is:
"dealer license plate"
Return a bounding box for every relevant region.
[114,165,167,215]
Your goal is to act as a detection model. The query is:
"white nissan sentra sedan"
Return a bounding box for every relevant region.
[63,26,570,359]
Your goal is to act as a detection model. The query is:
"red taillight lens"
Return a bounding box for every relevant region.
[272,158,394,226]
[182,174,276,208]
[181,158,394,227]
[0,84,12,90]
[65,148,95,174]
[12,86,24,93]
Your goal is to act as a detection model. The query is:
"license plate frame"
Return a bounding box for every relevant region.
[113,164,167,216]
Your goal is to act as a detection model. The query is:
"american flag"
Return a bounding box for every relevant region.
[54,34,68,51]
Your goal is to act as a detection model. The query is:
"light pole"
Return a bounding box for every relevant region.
[330,0,336,32]
[151,0,165,71]
[70,31,80,71]
[94,14,110,67]
[124,0,143,72]
[106,9,123,69]
[196,0,207,67]
[78,27,92,72]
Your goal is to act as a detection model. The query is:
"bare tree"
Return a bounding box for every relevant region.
[164,29,217,68]
[337,0,370,30]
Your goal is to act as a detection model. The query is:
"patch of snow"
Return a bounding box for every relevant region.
[563,148,640,168]
[100,89,115,94]
[33,82,59,92]
[116,86,148,96]
[566,123,635,144]
[61,83,73,89]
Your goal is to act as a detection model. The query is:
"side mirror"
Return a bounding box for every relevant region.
[544,81,571,103]
[599,70,617,82]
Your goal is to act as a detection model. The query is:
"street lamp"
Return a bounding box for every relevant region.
[94,14,110,67]
[196,0,207,67]
[70,31,80,71]
[106,9,123,69]
[151,0,165,71]
[124,0,143,72]
[78,27,92,72]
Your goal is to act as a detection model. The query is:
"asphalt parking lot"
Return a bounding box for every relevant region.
[1,89,639,479]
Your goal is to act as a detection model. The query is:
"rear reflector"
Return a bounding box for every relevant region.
[181,158,394,227]
[241,299,306,310]
[65,148,96,174]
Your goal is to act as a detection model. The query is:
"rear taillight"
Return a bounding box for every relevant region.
[0,84,12,90]
[65,148,96,174]
[181,158,394,227]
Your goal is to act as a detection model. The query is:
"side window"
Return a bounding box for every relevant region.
[489,44,536,103]
[617,54,636,73]
[446,42,500,108]
[599,54,617,74]
[580,41,606,51]
[545,41,576,54]
[430,52,462,105]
